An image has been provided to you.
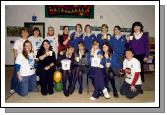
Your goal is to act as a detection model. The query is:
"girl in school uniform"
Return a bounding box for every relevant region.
[58,26,70,55]
[36,40,56,96]
[88,40,111,100]
[70,23,84,49]
[28,27,43,57]
[101,43,119,98]
[110,26,127,77]
[69,42,89,94]
[15,40,36,96]
[96,24,112,47]
[10,27,29,94]
[120,48,143,99]
[83,24,96,50]
[127,22,149,83]
[57,46,75,97]
[45,26,58,58]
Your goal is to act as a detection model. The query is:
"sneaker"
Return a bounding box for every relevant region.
[90,96,96,101]
[9,89,15,94]
[102,88,111,99]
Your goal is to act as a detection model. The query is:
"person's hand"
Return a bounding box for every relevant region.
[45,52,50,57]
[143,57,148,62]
[120,69,125,75]
[68,35,71,40]
[17,73,22,82]
[98,54,103,59]
[125,68,131,74]
[59,51,64,55]
[44,66,50,70]
[130,85,137,92]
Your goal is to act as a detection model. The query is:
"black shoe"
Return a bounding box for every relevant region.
[140,89,144,94]
[113,91,119,98]
[41,92,48,96]
[69,86,75,94]
[64,91,69,97]
[78,88,83,94]
[48,90,54,95]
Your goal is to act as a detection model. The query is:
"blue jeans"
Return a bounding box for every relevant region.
[17,74,36,96]
[10,66,19,91]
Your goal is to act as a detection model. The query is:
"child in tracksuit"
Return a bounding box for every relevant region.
[120,48,143,99]
[110,26,127,77]
[101,42,119,98]
[96,24,112,48]
[83,24,96,50]
[70,24,84,49]
[88,40,111,100]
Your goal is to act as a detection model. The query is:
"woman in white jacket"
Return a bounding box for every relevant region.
[15,40,36,96]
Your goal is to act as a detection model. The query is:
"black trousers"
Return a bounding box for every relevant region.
[135,54,145,82]
[38,69,54,94]
[104,67,117,92]
[72,66,86,90]
[62,70,73,92]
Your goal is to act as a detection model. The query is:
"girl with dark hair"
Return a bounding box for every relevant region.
[96,24,112,47]
[101,43,119,98]
[36,40,56,96]
[70,24,84,49]
[15,40,36,96]
[83,24,96,50]
[58,26,70,55]
[57,46,75,97]
[69,42,89,94]
[127,21,149,82]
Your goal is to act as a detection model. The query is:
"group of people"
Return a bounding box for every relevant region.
[10,21,149,100]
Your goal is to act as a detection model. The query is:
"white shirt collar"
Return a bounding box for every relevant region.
[133,32,143,40]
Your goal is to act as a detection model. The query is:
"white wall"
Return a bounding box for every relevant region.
[5,5,155,65]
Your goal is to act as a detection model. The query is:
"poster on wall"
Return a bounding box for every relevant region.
[7,26,22,37]
[24,22,45,38]
[45,5,94,19]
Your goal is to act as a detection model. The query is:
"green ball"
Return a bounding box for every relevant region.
[54,82,63,92]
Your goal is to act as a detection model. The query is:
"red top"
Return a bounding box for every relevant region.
[58,33,70,52]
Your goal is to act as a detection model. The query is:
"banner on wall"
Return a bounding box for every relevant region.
[45,5,94,19]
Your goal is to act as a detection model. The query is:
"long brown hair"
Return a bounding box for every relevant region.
[102,42,113,58]
[22,40,32,59]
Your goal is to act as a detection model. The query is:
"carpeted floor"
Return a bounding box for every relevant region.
[5,66,155,103]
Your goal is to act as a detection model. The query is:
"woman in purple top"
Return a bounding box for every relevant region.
[127,21,149,83]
